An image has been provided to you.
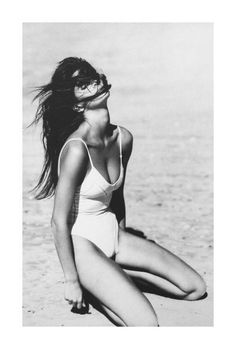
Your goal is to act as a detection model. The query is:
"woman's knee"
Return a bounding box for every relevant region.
[188,277,207,300]
[182,275,207,300]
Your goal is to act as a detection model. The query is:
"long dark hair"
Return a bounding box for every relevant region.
[31,57,102,199]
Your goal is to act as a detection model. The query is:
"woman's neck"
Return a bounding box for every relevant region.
[83,107,110,140]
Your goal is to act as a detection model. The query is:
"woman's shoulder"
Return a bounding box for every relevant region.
[118,125,133,149]
[58,137,89,177]
[59,137,89,168]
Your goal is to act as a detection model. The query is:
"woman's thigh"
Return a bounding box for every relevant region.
[116,229,206,296]
[72,235,158,326]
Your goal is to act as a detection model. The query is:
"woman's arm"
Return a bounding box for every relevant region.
[51,141,88,283]
[110,127,133,229]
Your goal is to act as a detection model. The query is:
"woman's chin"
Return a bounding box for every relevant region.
[95,91,110,105]
[98,91,110,100]
[104,92,110,101]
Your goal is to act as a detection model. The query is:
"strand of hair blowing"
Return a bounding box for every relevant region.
[31,57,87,199]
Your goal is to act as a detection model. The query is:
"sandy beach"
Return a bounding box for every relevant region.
[23,23,213,326]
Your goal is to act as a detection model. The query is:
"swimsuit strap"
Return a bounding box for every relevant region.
[117,126,122,160]
[57,137,93,175]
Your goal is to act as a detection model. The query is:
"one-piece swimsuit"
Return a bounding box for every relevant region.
[57,126,124,258]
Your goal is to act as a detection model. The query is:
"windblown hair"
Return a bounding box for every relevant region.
[31,57,101,199]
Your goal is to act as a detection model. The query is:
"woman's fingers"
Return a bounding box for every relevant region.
[65,297,82,308]
[64,295,88,312]
[75,299,89,312]
[75,300,83,309]
[65,297,73,304]
[82,298,86,308]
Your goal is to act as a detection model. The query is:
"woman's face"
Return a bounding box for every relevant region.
[74,72,111,108]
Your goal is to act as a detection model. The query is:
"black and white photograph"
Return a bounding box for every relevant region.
[23,22,213,327]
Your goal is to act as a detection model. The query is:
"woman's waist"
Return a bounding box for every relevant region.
[72,209,116,227]
[72,196,112,215]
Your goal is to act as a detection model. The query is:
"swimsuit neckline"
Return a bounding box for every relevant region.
[89,162,124,186]
[84,125,123,186]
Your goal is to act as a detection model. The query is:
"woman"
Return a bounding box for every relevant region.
[33,57,206,327]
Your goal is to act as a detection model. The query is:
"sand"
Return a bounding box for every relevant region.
[23,23,213,326]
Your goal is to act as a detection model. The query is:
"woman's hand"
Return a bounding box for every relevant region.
[64,279,86,310]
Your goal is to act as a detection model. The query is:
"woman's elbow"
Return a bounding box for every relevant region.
[51,216,69,235]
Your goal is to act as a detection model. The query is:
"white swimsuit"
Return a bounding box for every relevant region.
[57,126,124,258]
